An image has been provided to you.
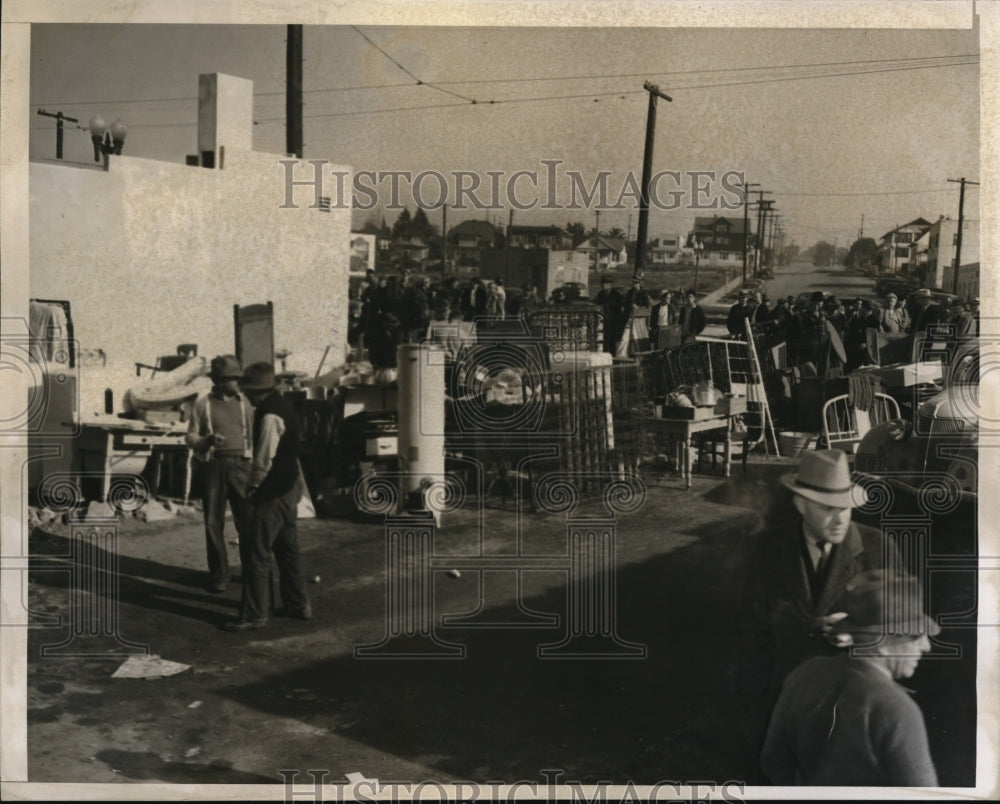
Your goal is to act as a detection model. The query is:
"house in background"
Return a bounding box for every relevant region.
[508,225,574,250]
[355,220,392,255]
[578,234,627,271]
[647,234,683,266]
[875,217,931,274]
[391,229,431,265]
[690,216,748,267]
[921,215,980,294]
[447,219,503,267]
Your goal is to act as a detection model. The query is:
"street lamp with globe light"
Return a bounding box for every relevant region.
[88,115,127,167]
[692,238,704,295]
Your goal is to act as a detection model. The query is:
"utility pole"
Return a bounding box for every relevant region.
[442,203,448,275]
[742,181,760,284]
[594,209,601,271]
[634,81,673,279]
[286,24,304,158]
[755,196,773,277]
[37,109,79,160]
[753,191,772,278]
[947,177,979,294]
[506,208,514,278]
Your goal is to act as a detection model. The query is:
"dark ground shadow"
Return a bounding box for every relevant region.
[29,526,239,627]
[216,513,777,785]
[95,749,277,783]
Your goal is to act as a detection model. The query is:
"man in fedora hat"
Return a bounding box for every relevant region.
[726,290,752,338]
[186,355,255,593]
[676,288,707,345]
[593,275,624,354]
[736,450,900,705]
[223,362,311,631]
[761,569,939,786]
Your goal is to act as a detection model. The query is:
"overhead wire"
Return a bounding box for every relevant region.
[31,51,976,110]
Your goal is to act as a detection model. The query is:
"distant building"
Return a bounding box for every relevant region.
[508,225,574,250]
[690,216,748,267]
[921,215,980,293]
[356,220,392,254]
[876,217,931,274]
[447,219,502,266]
[480,247,589,300]
[391,230,431,264]
[647,234,683,265]
[578,234,627,271]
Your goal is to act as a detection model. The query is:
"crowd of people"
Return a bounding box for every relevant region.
[725,287,980,378]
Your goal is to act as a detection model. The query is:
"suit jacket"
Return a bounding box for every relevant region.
[736,518,898,700]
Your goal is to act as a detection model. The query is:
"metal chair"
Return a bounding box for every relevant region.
[821,392,901,454]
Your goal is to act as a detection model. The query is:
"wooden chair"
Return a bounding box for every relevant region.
[821,392,901,455]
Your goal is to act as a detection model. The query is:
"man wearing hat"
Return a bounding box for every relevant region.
[223,362,311,631]
[185,355,255,593]
[727,290,753,338]
[880,292,908,334]
[761,569,938,786]
[678,288,707,344]
[593,276,624,353]
[737,450,900,705]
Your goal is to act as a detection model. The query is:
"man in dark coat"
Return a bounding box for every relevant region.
[678,289,707,344]
[727,291,753,338]
[761,570,939,787]
[593,275,624,353]
[736,450,900,707]
[223,363,311,631]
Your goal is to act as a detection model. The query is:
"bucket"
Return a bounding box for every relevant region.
[779,431,817,458]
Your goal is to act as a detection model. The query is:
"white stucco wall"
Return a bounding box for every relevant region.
[30,148,351,377]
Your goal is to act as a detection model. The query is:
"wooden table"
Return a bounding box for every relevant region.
[76,418,192,503]
[643,413,740,490]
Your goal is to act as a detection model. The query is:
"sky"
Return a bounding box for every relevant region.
[28,18,980,251]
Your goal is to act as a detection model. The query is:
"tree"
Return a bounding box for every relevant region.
[781,243,801,263]
[391,208,412,238]
[411,207,438,239]
[565,221,587,247]
[604,227,626,240]
[843,237,878,269]
[812,240,836,267]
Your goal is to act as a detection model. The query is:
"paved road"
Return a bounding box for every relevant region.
[701,259,878,337]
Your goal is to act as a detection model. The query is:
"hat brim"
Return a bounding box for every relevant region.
[835,613,941,638]
[780,472,867,508]
[241,379,276,391]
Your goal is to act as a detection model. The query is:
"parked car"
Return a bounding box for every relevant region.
[561,281,588,301]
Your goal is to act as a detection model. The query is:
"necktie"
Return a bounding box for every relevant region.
[814,541,830,577]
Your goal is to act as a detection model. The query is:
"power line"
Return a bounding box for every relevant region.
[253,88,642,123]
[31,52,976,109]
[269,57,976,122]
[774,188,960,197]
[427,52,978,86]
[350,25,476,103]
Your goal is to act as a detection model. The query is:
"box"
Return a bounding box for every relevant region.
[660,405,718,420]
[713,396,747,416]
[365,436,397,457]
[866,362,943,388]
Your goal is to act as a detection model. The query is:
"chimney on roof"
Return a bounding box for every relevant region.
[196,73,253,168]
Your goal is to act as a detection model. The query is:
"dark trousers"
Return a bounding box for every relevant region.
[241,482,310,623]
[200,456,253,585]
